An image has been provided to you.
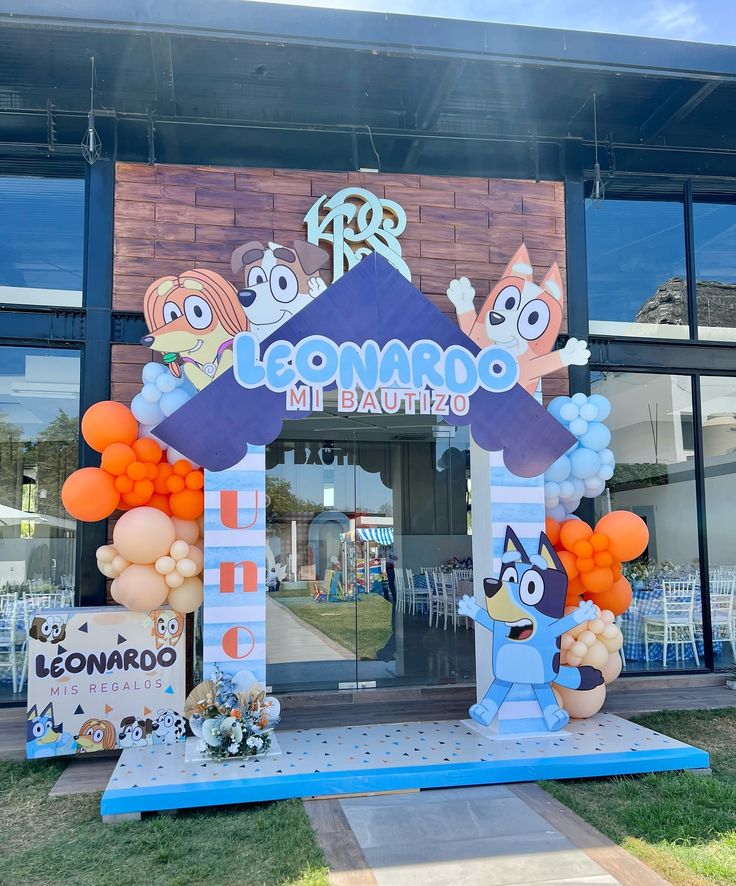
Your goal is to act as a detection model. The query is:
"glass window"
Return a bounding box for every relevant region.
[0,346,80,702]
[265,404,474,694]
[699,376,736,668]
[592,371,702,672]
[694,202,736,342]
[586,198,688,339]
[0,176,84,307]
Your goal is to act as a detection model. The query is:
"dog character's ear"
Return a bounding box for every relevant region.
[501,243,533,281]
[27,705,38,721]
[40,703,54,720]
[231,241,265,274]
[28,617,42,640]
[292,240,330,276]
[537,532,564,573]
[540,261,563,303]
[503,526,529,563]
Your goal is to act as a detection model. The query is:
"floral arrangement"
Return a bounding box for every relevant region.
[622,558,683,586]
[444,556,473,569]
[184,667,280,760]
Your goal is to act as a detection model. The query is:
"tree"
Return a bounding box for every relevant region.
[265,476,323,524]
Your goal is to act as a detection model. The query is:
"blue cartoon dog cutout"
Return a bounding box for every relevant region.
[458,527,604,732]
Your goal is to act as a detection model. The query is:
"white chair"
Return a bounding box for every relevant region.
[394,569,406,613]
[697,578,736,660]
[437,571,457,631]
[643,579,699,667]
[0,593,21,693]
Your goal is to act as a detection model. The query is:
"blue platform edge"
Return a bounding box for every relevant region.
[100,744,710,816]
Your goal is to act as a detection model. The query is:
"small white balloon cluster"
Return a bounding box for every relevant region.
[544,393,615,521]
[130,363,197,465]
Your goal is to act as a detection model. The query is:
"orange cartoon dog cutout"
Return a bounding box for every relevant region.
[141,269,248,390]
[447,244,590,393]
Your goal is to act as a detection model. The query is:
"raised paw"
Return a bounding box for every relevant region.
[560,337,591,367]
[446,277,476,313]
[573,599,598,624]
[543,705,570,732]
[308,276,327,298]
[469,702,498,727]
[457,594,479,619]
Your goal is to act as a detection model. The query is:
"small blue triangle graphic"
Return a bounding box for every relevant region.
[164,685,174,694]
[57,644,67,654]
[117,634,126,645]
[74,704,84,715]
[78,622,88,633]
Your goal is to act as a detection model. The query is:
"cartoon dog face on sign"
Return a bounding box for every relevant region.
[75,718,117,753]
[231,240,330,340]
[29,614,67,644]
[118,716,157,748]
[150,609,185,649]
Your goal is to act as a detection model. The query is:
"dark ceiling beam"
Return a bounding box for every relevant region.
[402,60,465,171]
[149,33,177,117]
[639,80,720,143]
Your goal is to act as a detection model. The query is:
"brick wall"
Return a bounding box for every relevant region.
[113,163,568,401]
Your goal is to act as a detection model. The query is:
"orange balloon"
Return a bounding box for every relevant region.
[573,540,593,559]
[167,475,185,493]
[62,467,120,521]
[567,576,586,598]
[576,557,595,573]
[559,519,593,553]
[545,517,561,547]
[170,488,204,520]
[590,532,609,552]
[594,551,613,568]
[172,459,192,477]
[127,461,147,481]
[121,490,150,508]
[581,566,614,594]
[154,462,174,494]
[595,511,649,562]
[147,492,173,516]
[133,479,154,500]
[185,471,204,490]
[81,401,138,452]
[558,550,578,580]
[132,437,163,464]
[145,463,158,480]
[101,443,136,477]
[584,576,632,616]
[114,475,134,494]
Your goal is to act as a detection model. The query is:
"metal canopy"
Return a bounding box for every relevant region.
[0,1,735,178]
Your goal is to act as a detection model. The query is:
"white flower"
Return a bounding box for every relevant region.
[189,715,203,737]
[246,735,264,750]
[221,717,243,746]
[201,719,222,748]
[227,742,240,755]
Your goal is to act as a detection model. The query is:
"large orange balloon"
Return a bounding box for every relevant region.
[101,442,136,476]
[545,517,560,547]
[81,401,138,452]
[581,566,614,595]
[558,550,579,580]
[132,437,163,464]
[595,511,649,562]
[559,519,593,553]
[170,488,204,520]
[583,575,632,616]
[62,468,120,521]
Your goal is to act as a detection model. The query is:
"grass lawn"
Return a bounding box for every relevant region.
[543,707,736,886]
[274,593,393,660]
[0,760,328,886]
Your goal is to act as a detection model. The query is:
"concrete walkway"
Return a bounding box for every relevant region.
[305,784,668,886]
[266,596,354,664]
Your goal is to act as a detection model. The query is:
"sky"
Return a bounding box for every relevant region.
[260,0,736,45]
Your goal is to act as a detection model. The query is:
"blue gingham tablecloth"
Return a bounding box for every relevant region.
[621,585,717,663]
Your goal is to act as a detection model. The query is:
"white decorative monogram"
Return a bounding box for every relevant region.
[304,186,410,282]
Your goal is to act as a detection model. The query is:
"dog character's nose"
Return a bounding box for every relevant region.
[483,578,503,598]
[140,334,154,346]
[238,288,257,308]
[488,311,505,326]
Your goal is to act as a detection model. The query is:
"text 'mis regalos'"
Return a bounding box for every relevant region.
[233,332,520,416]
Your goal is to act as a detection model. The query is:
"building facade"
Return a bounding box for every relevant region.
[2,1,736,706]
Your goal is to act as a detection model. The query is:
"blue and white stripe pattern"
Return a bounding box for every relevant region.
[356,527,394,545]
[203,445,266,683]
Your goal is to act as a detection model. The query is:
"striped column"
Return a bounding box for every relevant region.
[203,445,266,683]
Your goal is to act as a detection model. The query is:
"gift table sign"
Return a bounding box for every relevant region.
[26,606,186,759]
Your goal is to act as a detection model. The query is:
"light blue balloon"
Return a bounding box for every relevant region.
[156,372,178,393]
[142,362,166,384]
[160,387,192,417]
[584,477,606,497]
[559,402,579,422]
[546,503,566,523]
[545,454,571,483]
[570,477,586,498]
[571,392,588,406]
[547,397,571,421]
[579,402,598,422]
[569,417,589,436]
[598,465,614,481]
[141,383,161,404]
[599,448,615,467]
[580,422,611,451]
[587,394,611,421]
[558,480,574,498]
[179,377,197,397]
[544,481,560,499]
[569,448,601,480]
[131,393,165,426]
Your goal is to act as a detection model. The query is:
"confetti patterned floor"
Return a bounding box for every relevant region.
[100,713,709,817]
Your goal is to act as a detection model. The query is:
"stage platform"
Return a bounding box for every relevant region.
[100,713,709,819]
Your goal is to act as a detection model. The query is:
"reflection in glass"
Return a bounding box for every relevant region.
[265,404,474,694]
[592,371,702,671]
[694,203,736,341]
[0,347,80,701]
[586,198,688,338]
[699,376,736,667]
[0,176,84,307]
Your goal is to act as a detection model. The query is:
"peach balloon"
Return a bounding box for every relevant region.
[96,545,117,564]
[165,571,184,589]
[110,578,125,605]
[170,540,190,561]
[571,641,588,658]
[187,545,203,572]
[171,518,200,545]
[595,511,649,562]
[155,556,176,575]
[580,639,609,670]
[167,576,204,613]
[600,624,624,653]
[555,682,606,719]
[176,558,198,578]
[114,564,168,612]
[113,507,176,564]
[589,618,605,635]
[111,555,130,575]
[601,651,623,684]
